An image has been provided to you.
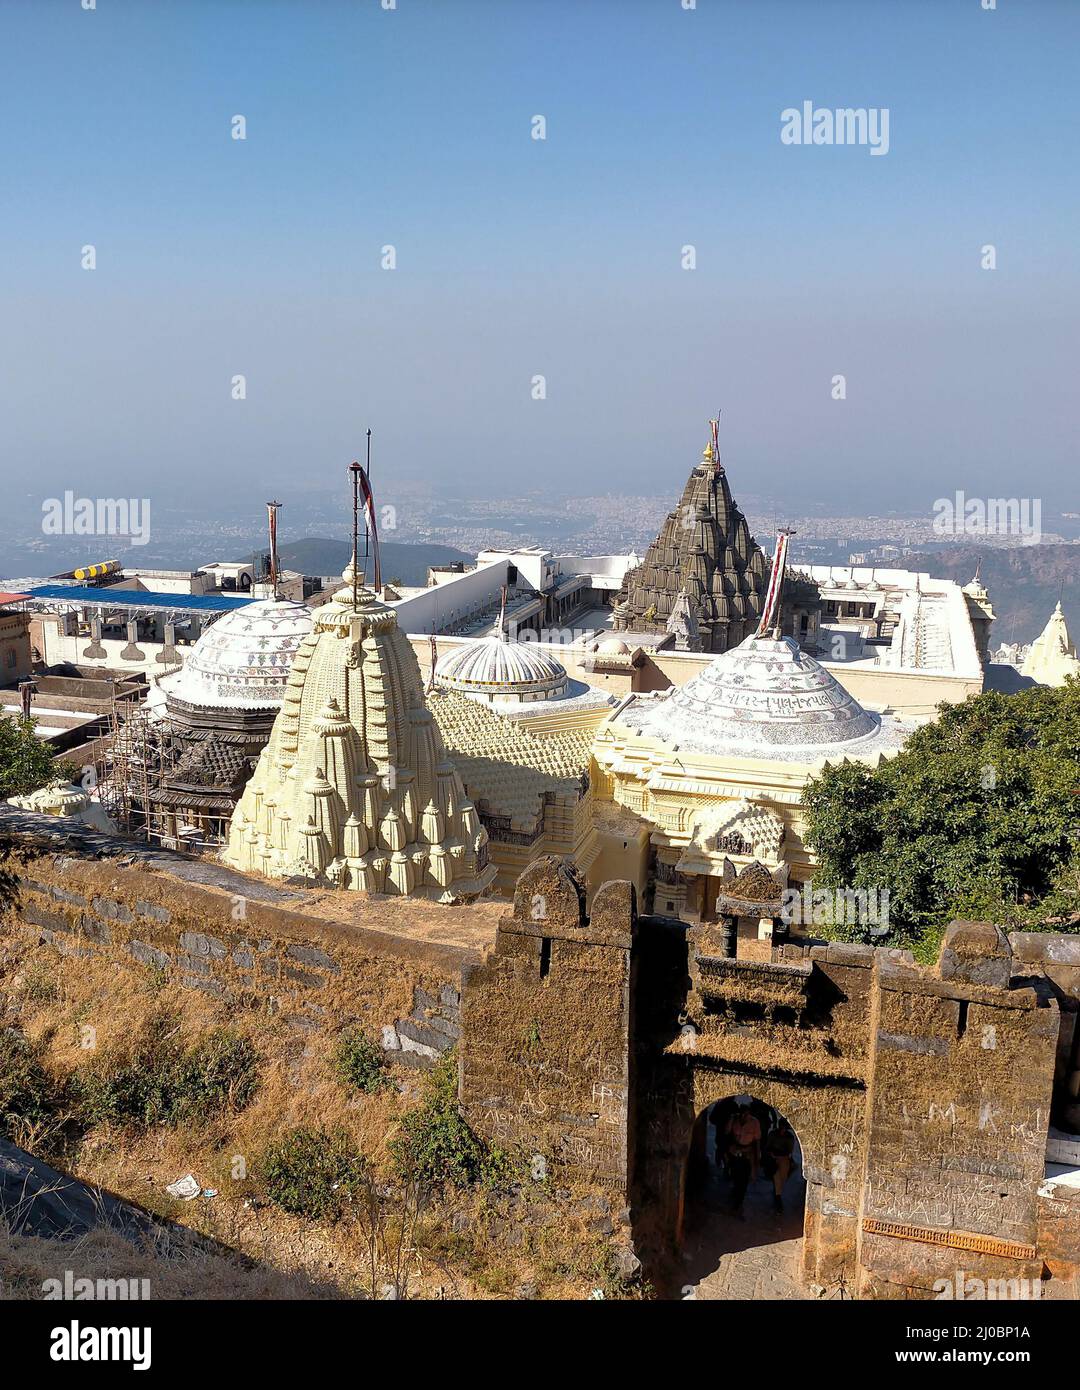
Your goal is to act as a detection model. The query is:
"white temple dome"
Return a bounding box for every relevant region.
[158,598,314,710]
[623,634,884,756]
[435,634,569,704]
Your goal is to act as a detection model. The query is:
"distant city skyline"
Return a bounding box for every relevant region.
[1,0,1077,515]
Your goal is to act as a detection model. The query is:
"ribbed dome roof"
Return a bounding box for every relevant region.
[435,634,568,703]
[625,634,881,755]
[159,598,313,710]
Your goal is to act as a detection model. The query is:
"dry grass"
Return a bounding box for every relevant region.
[0,1212,352,1301]
[0,931,624,1300]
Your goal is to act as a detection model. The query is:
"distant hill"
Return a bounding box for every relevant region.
[276,538,473,588]
[908,544,1080,648]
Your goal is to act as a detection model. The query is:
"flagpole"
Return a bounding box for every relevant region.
[349,459,362,611]
[364,430,372,588]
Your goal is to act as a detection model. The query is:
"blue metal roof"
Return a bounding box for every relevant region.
[19,584,256,613]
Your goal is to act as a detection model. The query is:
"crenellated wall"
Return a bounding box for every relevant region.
[459,865,1078,1298]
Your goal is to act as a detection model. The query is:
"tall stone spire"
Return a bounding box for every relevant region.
[611,426,769,652]
[223,540,495,902]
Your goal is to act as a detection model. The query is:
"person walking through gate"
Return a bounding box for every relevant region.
[723,1103,761,1216]
[764,1117,796,1213]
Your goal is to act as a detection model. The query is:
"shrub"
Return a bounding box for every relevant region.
[0,1030,62,1144]
[260,1126,369,1221]
[334,1027,393,1095]
[0,717,73,799]
[74,1016,259,1129]
[389,1053,509,1191]
[803,681,1080,948]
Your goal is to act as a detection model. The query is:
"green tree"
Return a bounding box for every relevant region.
[802,680,1080,956]
[0,713,68,799]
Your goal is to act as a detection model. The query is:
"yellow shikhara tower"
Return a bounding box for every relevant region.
[223,560,495,901]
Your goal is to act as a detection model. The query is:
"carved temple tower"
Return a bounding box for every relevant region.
[222,554,496,902]
[611,430,770,653]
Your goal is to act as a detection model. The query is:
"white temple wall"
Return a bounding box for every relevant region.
[391,558,509,634]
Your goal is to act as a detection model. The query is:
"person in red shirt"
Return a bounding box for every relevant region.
[723,1104,761,1215]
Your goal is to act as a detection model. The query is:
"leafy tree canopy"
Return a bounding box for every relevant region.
[802,679,1080,958]
[0,714,68,800]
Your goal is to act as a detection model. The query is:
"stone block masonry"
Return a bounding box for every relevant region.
[858,924,1059,1298]
[460,857,635,1191]
[2,816,493,1073]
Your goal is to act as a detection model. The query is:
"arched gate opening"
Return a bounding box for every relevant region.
[678,1094,808,1300]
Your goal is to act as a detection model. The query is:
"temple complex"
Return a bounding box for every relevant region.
[3,432,1078,1307]
[589,534,914,940]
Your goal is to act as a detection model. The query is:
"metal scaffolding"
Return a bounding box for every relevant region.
[98,694,175,845]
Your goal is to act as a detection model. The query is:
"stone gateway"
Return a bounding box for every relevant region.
[461,857,1080,1298]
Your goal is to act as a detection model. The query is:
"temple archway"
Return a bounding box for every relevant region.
[678,1094,808,1300]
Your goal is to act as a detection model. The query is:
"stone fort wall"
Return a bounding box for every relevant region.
[460,861,1080,1298]
[0,811,492,1076]
[3,815,1077,1300]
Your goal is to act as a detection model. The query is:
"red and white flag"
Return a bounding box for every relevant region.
[756,530,791,638]
[358,466,381,590]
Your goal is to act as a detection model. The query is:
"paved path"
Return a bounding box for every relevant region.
[680,1152,812,1301]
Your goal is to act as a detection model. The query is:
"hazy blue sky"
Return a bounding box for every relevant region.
[1,0,1076,516]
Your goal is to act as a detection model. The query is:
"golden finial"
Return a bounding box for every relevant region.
[702,440,715,463]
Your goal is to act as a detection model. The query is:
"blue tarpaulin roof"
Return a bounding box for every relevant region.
[18,584,255,613]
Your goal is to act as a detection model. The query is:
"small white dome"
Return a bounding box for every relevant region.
[158,598,313,710]
[435,634,568,703]
[599,638,630,654]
